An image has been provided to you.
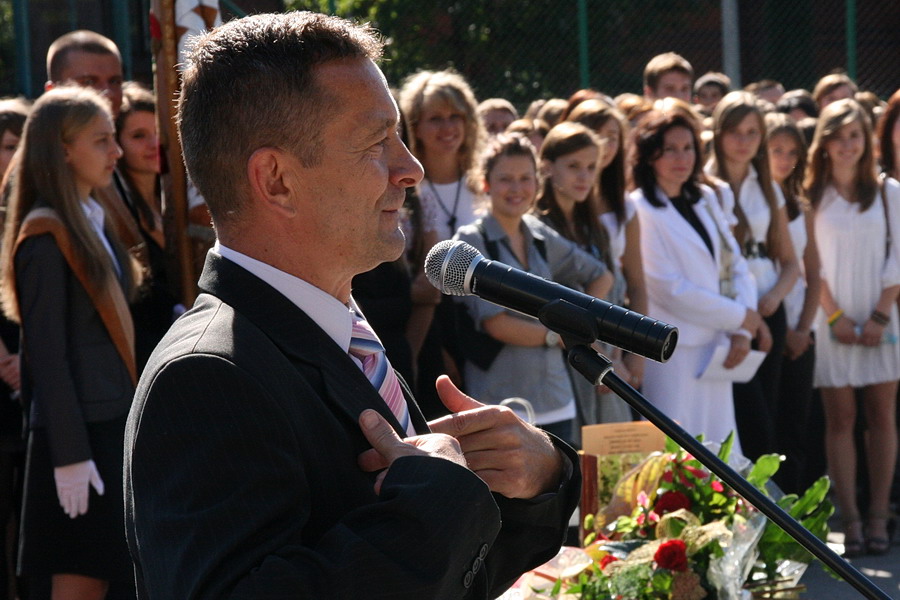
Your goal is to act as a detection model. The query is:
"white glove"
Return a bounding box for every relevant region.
[54,459,105,519]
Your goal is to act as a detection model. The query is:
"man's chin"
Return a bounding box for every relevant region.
[363,229,406,271]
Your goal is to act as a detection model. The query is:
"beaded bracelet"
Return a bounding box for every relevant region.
[870,310,890,326]
[827,309,844,327]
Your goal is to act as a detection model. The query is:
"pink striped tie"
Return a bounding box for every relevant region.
[349,315,414,436]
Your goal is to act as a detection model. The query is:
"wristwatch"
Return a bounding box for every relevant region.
[545,330,561,347]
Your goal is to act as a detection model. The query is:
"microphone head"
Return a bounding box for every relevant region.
[424,240,483,296]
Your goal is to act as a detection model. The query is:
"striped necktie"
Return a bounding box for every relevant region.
[348,315,414,437]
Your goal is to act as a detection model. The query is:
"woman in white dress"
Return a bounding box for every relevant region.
[631,109,769,455]
[805,99,900,556]
[707,91,801,460]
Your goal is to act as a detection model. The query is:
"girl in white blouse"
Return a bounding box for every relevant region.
[567,100,648,400]
[765,112,822,494]
[707,91,800,461]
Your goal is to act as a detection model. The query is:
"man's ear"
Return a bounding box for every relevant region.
[247,147,297,218]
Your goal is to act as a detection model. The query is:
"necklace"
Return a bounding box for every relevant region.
[426,175,463,234]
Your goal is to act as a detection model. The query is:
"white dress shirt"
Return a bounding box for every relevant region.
[214,242,369,369]
[81,196,121,277]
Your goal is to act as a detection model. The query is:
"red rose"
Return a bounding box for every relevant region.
[654,490,691,515]
[599,554,619,570]
[711,480,724,493]
[654,539,689,571]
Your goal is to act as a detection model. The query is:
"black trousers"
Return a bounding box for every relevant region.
[733,304,787,462]
[773,334,816,494]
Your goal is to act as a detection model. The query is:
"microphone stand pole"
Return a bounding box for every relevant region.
[564,344,891,600]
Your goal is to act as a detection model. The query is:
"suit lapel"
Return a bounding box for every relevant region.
[197,252,415,436]
[655,188,718,268]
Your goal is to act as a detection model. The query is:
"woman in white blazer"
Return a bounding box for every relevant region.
[630,109,770,455]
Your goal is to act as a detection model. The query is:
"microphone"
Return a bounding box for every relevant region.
[425,240,678,363]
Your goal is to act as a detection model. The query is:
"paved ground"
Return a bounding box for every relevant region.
[801,518,898,599]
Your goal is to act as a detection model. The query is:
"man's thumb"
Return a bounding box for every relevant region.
[436,375,483,414]
[359,409,403,458]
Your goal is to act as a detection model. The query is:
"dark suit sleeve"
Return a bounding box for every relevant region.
[127,353,504,600]
[16,235,92,466]
[484,440,581,596]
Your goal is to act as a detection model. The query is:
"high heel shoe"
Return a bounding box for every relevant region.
[865,513,895,556]
[842,516,865,558]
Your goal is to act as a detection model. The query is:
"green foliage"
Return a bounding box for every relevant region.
[755,476,834,580]
[284,0,718,109]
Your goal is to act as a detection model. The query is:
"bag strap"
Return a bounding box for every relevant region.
[880,174,891,259]
[476,220,546,262]
[700,196,738,299]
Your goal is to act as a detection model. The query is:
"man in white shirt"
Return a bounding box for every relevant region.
[124,12,579,599]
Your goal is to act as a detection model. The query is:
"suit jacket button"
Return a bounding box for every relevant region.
[472,556,483,574]
[479,543,489,559]
[463,570,474,588]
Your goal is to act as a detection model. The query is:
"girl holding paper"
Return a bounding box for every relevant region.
[631,109,769,455]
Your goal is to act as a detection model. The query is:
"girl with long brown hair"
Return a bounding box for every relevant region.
[765,112,822,494]
[805,99,900,557]
[567,99,649,398]
[707,91,800,461]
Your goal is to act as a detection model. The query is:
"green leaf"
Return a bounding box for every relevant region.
[717,430,735,462]
[747,454,783,489]
[665,436,680,454]
[791,476,831,518]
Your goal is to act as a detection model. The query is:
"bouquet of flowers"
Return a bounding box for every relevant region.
[514,433,833,600]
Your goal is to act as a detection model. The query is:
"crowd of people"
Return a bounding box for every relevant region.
[0,12,897,599]
[373,51,900,563]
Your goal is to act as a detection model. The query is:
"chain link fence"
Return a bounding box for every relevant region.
[5,1,897,106]
[286,0,899,113]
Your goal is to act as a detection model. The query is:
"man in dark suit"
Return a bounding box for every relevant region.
[124,12,580,599]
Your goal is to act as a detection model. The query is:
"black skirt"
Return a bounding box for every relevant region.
[18,414,132,582]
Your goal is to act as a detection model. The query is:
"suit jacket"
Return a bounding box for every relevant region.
[124,252,580,599]
[16,232,134,467]
[632,184,757,347]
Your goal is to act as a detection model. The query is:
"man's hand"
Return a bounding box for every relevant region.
[428,375,565,500]
[358,409,467,495]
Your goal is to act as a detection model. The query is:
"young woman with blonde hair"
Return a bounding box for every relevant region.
[0,86,139,598]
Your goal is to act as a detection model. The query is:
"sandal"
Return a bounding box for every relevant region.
[865,513,895,556]
[841,516,865,558]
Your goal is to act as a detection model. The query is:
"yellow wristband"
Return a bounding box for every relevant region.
[827,309,844,327]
